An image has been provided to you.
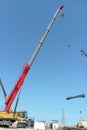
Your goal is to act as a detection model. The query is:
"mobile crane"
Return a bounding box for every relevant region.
[0,5,64,127]
[0,79,29,128]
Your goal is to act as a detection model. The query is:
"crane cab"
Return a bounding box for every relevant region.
[18,110,28,119]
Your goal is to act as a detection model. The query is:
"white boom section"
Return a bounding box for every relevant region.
[28,6,64,67]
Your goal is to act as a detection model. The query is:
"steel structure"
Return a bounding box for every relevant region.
[66,94,85,100]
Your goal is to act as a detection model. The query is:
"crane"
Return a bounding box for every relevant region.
[66,94,85,100]
[0,5,64,127]
[0,78,30,128]
[4,5,64,112]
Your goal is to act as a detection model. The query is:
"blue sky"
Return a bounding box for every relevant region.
[0,0,87,125]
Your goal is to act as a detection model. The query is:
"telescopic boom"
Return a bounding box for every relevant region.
[4,5,64,112]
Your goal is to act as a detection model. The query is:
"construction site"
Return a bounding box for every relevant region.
[0,1,87,130]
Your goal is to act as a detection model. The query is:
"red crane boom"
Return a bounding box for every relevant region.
[4,5,64,112]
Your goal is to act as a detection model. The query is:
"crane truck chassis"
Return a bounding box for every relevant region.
[0,5,64,128]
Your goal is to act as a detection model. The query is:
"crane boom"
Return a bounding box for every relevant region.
[4,5,64,112]
[66,94,85,100]
[28,6,64,67]
[0,78,20,112]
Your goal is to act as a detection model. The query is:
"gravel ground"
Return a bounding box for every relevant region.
[0,128,33,130]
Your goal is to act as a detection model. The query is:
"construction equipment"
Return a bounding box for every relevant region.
[0,5,64,127]
[77,120,87,129]
[0,79,29,128]
[66,94,85,100]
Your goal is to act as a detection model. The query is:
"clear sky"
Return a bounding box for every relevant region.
[0,0,87,125]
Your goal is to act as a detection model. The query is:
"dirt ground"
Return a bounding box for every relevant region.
[0,128,33,130]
